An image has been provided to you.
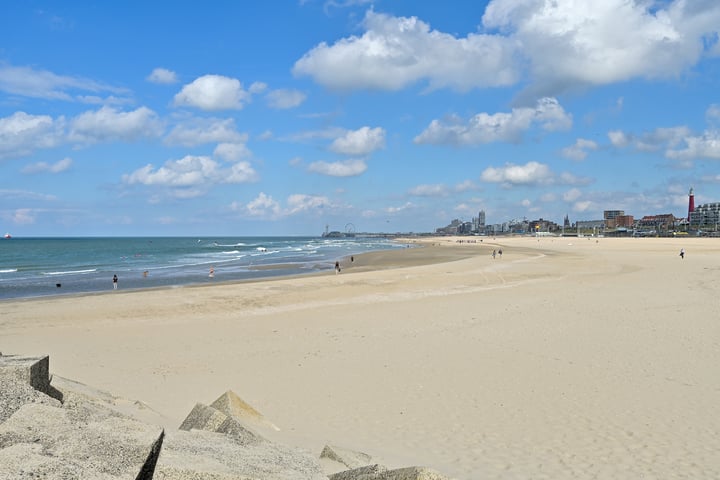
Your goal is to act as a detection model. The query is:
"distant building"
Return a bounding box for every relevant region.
[435,218,473,235]
[576,220,605,233]
[603,210,626,228]
[529,218,560,233]
[615,215,634,228]
[637,214,679,234]
[604,212,634,228]
[471,210,486,233]
[690,203,720,229]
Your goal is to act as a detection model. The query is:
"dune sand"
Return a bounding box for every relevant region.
[1,236,719,479]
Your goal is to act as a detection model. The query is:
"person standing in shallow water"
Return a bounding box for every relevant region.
[112,274,118,289]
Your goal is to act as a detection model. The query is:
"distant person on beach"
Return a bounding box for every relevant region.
[498,249,503,258]
[351,256,354,263]
[492,250,496,259]
[335,261,341,274]
[112,274,118,289]
[679,248,685,259]
[209,266,215,278]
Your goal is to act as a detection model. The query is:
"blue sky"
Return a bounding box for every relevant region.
[2,0,720,236]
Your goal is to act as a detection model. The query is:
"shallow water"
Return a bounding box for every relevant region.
[0,236,400,300]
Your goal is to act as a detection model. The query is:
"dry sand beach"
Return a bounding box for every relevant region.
[1,236,719,479]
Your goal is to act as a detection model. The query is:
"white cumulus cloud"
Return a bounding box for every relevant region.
[483,0,720,99]
[69,106,163,144]
[308,159,367,177]
[415,97,571,145]
[482,161,553,185]
[610,126,695,158]
[0,111,65,159]
[147,68,178,84]
[234,192,331,218]
[562,138,598,161]
[173,75,250,111]
[122,155,257,190]
[666,129,720,161]
[240,192,282,217]
[294,2,720,99]
[164,117,246,147]
[286,194,331,214]
[214,142,251,162]
[293,10,519,92]
[329,126,386,155]
[480,160,591,187]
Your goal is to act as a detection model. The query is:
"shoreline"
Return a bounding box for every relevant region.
[2,236,720,479]
[0,238,479,304]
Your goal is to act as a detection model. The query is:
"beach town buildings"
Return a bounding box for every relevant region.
[603,210,634,229]
[604,210,624,223]
[575,219,606,234]
[435,218,473,235]
[689,202,720,231]
[528,218,560,233]
[633,214,681,235]
[432,188,719,237]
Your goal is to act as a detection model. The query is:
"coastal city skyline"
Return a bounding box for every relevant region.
[2,1,720,237]
[434,186,720,236]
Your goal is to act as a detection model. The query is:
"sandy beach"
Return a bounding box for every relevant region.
[1,236,719,479]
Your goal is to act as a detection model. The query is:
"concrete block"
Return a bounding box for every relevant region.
[178,403,227,432]
[0,355,50,392]
[329,465,453,480]
[382,466,452,480]
[216,416,263,445]
[0,354,62,401]
[135,429,165,480]
[329,464,388,480]
[210,389,280,431]
[320,444,373,470]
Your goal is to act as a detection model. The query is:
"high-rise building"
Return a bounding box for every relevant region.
[477,210,486,228]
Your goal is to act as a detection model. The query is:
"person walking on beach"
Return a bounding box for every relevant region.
[492,249,496,259]
[335,261,341,274]
[679,248,685,259]
[498,248,503,258]
[112,274,118,290]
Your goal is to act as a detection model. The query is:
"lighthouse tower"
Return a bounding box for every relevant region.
[688,187,695,221]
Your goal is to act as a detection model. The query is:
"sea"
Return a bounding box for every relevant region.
[0,236,404,301]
